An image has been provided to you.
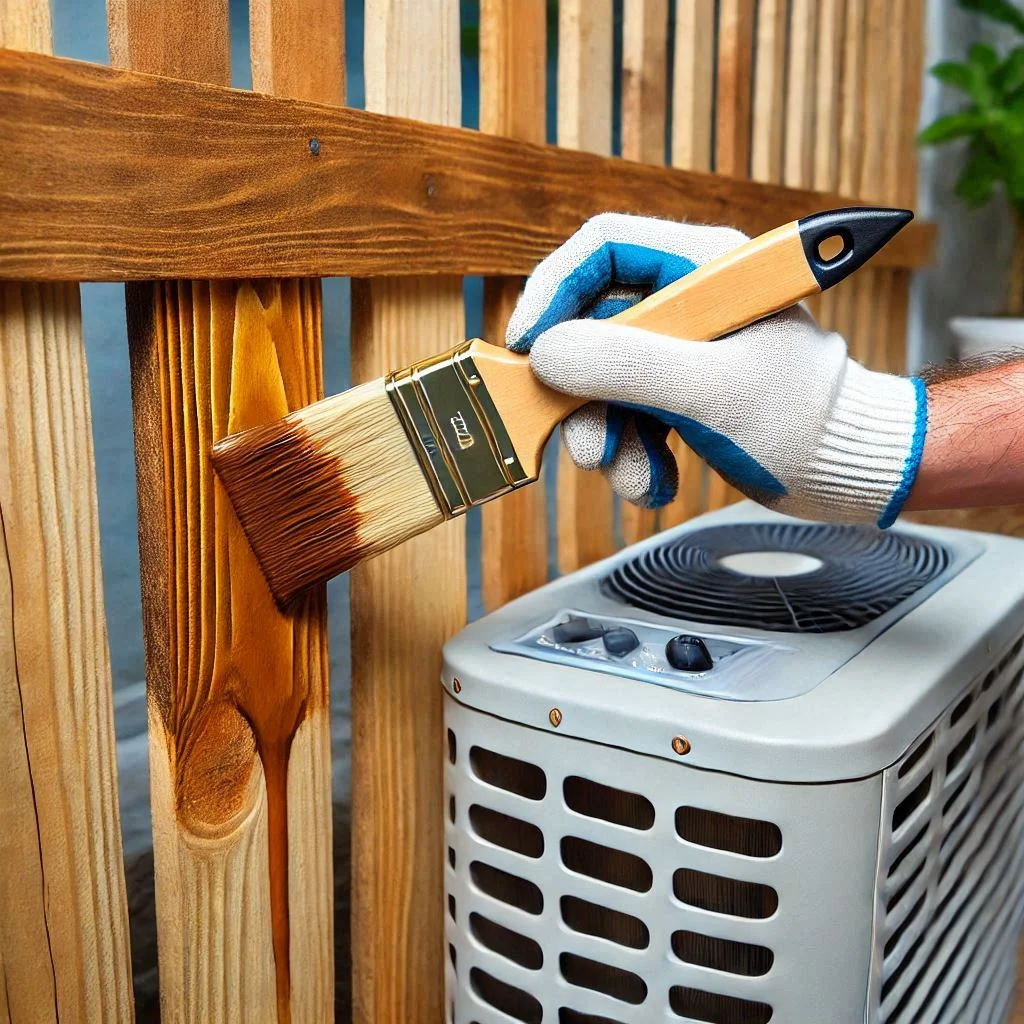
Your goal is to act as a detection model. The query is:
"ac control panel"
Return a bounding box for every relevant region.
[491,608,797,701]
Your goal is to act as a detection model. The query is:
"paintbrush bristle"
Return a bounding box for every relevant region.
[212,379,444,605]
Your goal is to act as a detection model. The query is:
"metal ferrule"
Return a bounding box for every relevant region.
[385,342,530,518]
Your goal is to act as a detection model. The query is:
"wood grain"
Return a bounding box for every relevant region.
[707,0,756,510]
[620,0,669,544]
[715,0,755,180]
[750,0,788,185]
[556,0,617,573]
[0,1,131,1020]
[0,49,936,282]
[0,281,133,1023]
[662,0,717,529]
[350,4,464,1022]
[108,0,335,1018]
[783,0,817,190]
[479,0,548,610]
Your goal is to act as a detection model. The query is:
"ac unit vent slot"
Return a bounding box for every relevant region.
[559,1010,627,1024]
[941,773,971,819]
[888,824,927,879]
[449,943,456,972]
[883,929,926,1002]
[671,929,774,977]
[945,726,976,777]
[950,693,973,726]
[897,734,933,778]
[675,806,782,858]
[563,776,654,830]
[449,794,456,824]
[447,728,457,765]
[469,805,544,859]
[471,747,547,801]
[448,894,456,922]
[470,861,543,915]
[892,773,932,832]
[560,895,650,950]
[559,952,647,1005]
[470,912,543,970]
[448,846,456,870]
[603,522,951,633]
[470,967,542,1024]
[886,860,925,914]
[884,893,924,959]
[987,697,1003,729]
[673,868,778,919]
[561,836,653,892]
[669,984,773,1023]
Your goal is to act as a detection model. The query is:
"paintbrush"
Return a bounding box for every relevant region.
[212,206,913,605]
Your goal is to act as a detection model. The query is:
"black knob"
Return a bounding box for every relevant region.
[666,635,713,672]
[553,617,605,644]
[603,627,639,656]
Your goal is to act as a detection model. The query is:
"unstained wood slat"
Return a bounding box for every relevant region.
[107,0,337,1019]
[480,0,549,608]
[661,0,716,530]
[751,0,789,185]
[350,3,465,1022]
[620,0,669,545]
[0,1,132,1021]
[556,0,617,573]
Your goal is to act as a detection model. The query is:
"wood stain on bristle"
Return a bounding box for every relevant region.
[212,379,443,605]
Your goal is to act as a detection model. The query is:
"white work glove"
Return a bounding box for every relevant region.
[507,213,927,527]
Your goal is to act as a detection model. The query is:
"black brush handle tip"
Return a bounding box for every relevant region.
[797,206,914,290]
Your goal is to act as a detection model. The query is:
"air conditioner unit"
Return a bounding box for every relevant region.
[441,502,1024,1024]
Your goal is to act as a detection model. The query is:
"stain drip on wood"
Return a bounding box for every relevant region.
[132,278,329,1023]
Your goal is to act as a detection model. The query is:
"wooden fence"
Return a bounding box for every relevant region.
[0,0,932,1021]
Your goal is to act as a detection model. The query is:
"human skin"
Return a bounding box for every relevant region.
[905,357,1024,511]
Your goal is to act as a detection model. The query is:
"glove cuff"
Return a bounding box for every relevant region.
[803,360,926,527]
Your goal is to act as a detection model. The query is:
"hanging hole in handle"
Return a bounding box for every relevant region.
[817,233,848,263]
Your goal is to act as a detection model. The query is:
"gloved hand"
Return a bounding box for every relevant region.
[507,213,927,527]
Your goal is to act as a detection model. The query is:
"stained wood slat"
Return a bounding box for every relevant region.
[0,49,935,282]
[480,0,548,609]
[0,1,131,1020]
[556,0,617,574]
[661,0,716,530]
[350,3,464,1022]
[620,0,669,545]
[108,0,337,1019]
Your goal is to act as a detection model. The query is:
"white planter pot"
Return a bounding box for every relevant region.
[949,316,1024,359]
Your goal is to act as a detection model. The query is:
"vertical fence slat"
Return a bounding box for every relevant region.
[248,3,342,1020]
[715,0,755,180]
[351,3,463,1021]
[662,0,715,530]
[707,0,755,510]
[783,0,817,191]
[480,0,548,609]
[0,2,132,1021]
[620,0,669,544]
[108,0,336,1019]
[750,0,789,185]
[557,0,617,572]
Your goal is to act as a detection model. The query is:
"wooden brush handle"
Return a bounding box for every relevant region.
[472,207,912,478]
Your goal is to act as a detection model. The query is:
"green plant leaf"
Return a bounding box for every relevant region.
[930,60,976,93]
[997,47,1024,94]
[970,41,1001,74]
[956,141,1001,204]
[960,0,1024,35]
[918,110,988,144]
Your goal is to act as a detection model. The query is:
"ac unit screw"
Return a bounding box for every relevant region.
[672,735,691,756]
[549,708,563,728]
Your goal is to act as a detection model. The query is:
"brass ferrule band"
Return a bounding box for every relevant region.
[385,343,529,518]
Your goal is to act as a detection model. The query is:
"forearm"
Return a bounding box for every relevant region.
[904,357,1024,511]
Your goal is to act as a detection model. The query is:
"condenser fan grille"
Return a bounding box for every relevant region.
[603,523,952,633]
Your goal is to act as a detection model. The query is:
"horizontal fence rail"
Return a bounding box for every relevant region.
[0,48,934,283]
